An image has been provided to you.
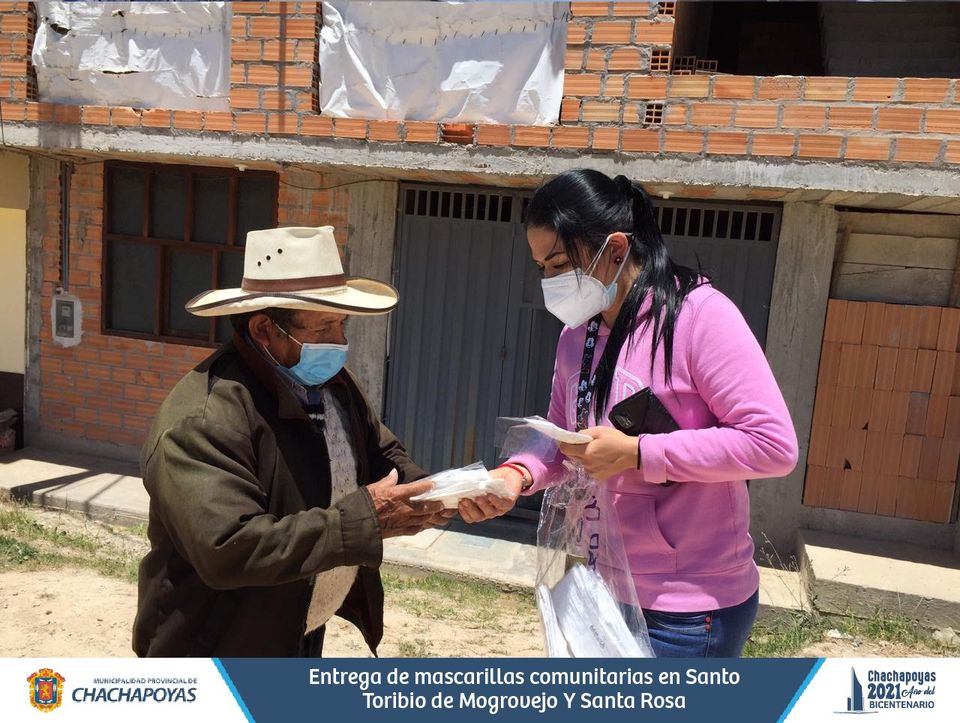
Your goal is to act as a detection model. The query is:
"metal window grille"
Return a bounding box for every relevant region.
[402,187,514,223]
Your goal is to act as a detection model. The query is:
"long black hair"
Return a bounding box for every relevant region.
[525,169,705,424]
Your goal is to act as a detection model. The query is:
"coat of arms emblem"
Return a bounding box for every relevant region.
[27,668,66,712]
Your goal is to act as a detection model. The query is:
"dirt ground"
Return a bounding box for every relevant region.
[0,501,951,658]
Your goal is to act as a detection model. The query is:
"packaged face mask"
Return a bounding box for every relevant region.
[409,462,512,509]
[536,583,571,657]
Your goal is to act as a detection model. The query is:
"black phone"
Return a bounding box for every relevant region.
[608,388,680,437]
[608,389,680,487]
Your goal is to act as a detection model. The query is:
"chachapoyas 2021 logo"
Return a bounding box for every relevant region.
[27,668,66,713]
[839,666,936,714]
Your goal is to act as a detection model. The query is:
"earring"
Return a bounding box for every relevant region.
[614,256,623,264]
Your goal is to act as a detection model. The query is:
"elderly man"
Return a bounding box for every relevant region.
[133,226,448,657]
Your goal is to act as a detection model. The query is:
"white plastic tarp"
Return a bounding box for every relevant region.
[32,1,230,111]
[319,1,569,126]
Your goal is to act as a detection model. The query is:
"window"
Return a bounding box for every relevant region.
[103,162,278,345]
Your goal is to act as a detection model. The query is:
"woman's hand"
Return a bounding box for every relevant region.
[559,426,637,480]
[458,466,525,524]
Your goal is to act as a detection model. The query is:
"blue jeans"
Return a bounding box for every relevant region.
[627,588,759,658]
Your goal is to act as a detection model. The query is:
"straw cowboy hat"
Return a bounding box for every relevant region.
[185,226,398,317]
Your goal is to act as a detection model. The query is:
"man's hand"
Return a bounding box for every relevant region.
[458,466,525,524]
[559,426,637,481]
[366,470,453,538]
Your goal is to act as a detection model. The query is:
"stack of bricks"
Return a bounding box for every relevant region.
[804,299,960,524]
[0,1,958,163]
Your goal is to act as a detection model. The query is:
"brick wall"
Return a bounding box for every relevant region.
[36,161,352,450]
[1,1,958,166]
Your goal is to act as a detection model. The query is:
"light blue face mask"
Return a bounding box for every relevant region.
[271,323,348,387]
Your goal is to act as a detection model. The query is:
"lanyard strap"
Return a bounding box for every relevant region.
[575,314,603,431]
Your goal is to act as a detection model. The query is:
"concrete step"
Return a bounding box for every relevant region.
[797,529,960,630]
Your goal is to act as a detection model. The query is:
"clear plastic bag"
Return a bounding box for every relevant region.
[497,417,654,658]
[409,462,511,509]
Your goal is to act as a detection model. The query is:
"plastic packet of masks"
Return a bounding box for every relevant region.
[409,462,511,509]
[498,417,655,658]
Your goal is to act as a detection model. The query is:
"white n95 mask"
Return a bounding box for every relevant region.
[540,235,628,329]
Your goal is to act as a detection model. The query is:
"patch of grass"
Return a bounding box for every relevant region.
[744,613,823,657]
[396,638,430,657]
[382,572,536,628]
[0,500,142,583]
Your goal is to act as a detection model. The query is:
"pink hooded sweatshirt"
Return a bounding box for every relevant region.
[511,284,798,612]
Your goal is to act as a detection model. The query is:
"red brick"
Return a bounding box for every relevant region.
[757,77,800,100]
[895,138,941,163]
[690,103,733,126]
[592,127,620,151]
[368,120,402,142]
[0,58,27,77]
[567,22,588,45]
[261,40,296,62]
[668,76,709,98]
[706,131,749,155]
[231,16,248,39]
[585,49,606,71]
[405,121,439,143]
[947,141,960,164]
[782,104,826,129]
[81,105,110,126]
[513,126,550,147]
[752,133,795,156]
[795,134,842,159]
[285,18,318,39]
[560,98,581,122]
[828,106,873,130]
[611,2,649,16]
[249,17,281,38]
[628,76,668,99]
[844,137,890,162]
[621,128,660,153]
[262,90,294,111]
[476,124,511,146]
[300,115,333,137]
[551,126,590,149]
[608,48,642,71]
[173,110,202,131]
[235,112,266,133]
[734,104,777,128]
[664,130,704,153]
[281,67,314,88]
[141,109,171,128]
[232,2,263,14]
[111,107,142,127]
[877,107,922,132]
[267,114,297,135]
[804,77,849,101]
[603,74,626,97]
[230,88,260,109]
[247,64,280,86]
[230,64,246,85]
[563,73,602,96]
[581,101,621,122]
[571,2,611,17]
[1,13,29,33]
[334,118,366,140]
[564,48,585,72]
[593,20,632,43]
[926,109,960,134]
[713,77,755,100]
[231,40,262,61]
[853,78,898,102]
[0,101,25,121]
[903,78,950,103]
[634,21,674,44]
[663,103,686,125]
[203,111,233,132]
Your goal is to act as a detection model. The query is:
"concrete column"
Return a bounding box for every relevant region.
[751,202,839,559]
[24,156,57,446]
[344,180,398,415]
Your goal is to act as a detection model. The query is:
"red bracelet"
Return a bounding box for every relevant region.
[497,463,531,488]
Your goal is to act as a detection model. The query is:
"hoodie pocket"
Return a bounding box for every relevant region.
[611,491,677,576]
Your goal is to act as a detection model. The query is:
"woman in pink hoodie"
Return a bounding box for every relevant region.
[460,169,798,657]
